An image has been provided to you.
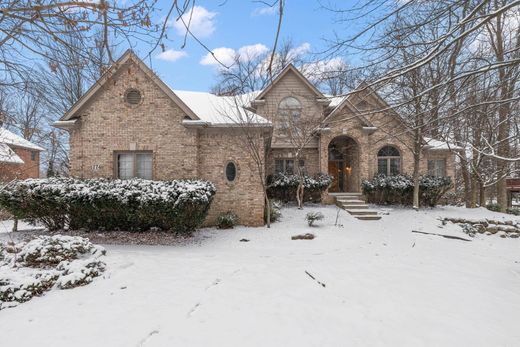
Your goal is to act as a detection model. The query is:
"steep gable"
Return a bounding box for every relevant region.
[254,64,324,101]
[60,50,199,122]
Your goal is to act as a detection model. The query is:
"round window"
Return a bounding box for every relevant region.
[225,162,237,182]
[125,89,142,105]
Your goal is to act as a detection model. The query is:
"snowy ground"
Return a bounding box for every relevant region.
[1,205,519,347]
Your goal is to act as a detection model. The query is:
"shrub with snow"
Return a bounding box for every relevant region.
[267,173,332,203]
[0,235,106,310]
[0,178,216,233]
[362,174,452,207]
[217,212,239,229]
[306,211,324,226]
[264,199,282,223]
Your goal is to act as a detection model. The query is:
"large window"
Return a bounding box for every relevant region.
[275,159,304,175]
[115,151,152,179]
[278,97,302,131]
[427,159,446,177]
[377,146,401,176]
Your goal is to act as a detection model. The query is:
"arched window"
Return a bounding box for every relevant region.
[377,146,401,176]
[278,97,301,130]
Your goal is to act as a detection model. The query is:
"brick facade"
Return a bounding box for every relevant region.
[60,52,457,227]
[65,57,265,226]
[0,147,40,181]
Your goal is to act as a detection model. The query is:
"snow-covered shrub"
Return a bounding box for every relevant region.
[264,199,282,223]
[306,211,324,226]
[17,235,105,267]
[0,178,216,233]
[486,203,500,212]
[267,173,332,203]
[217,212,239,229]
[506,208,520,216]
[362,174,452,207]
[0,235,106,310]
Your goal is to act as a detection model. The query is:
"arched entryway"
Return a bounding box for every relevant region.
[328,136,360,192]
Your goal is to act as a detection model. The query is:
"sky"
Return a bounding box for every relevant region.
[129,0,351,92]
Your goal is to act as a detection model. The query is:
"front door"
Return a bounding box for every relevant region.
[328,160,345,192]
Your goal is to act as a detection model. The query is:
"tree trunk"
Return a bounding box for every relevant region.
[479,181,486,207]
[412,124,422,210]
[412,152,420,210]
[265,193,270,228]
[460,158,472,208]
[470,175,478,208]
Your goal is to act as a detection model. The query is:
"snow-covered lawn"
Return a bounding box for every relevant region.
[1,205,519,346]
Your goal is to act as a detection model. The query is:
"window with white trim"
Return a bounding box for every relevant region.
[115,151,152,179]
[427,159,446,177]
[377,146,401,176]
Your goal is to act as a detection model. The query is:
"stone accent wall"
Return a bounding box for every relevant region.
[319,93,456,203]
[0,147,40,181]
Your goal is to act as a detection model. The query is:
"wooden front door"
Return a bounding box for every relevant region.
[328,160,345,192]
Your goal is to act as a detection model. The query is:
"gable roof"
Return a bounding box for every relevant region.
[58,50,270,127]
[0,143,24,164]
[173,90,269,125]
[60,49,199,121]
[0,128,44,151]
[254,64,324,101]
[322,94,374,127]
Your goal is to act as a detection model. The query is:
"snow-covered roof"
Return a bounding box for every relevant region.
[424,137,463,151]
[324,94,346,108]
[172,90,270,126]
[0,128,44,151]
[0,143,24,164]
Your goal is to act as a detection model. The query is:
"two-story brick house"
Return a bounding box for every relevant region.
[54,50,457,226]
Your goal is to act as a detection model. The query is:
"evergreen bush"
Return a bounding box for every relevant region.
[362,174,452,207]
[267,173,332,203]
[0,178,216,233]
[264,199,282,223]
[217,211,239,229]
[305,211,324,226]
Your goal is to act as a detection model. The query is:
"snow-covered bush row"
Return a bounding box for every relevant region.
[267,173,332,202]
[0,178,216,232]
[0,235,106,310]
[362,174,452,206]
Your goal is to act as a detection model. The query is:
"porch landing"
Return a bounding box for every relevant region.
[331,192,382,221]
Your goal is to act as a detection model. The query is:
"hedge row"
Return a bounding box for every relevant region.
[267,173,332,203]
[0,178,216,233]
[362,174,452,207]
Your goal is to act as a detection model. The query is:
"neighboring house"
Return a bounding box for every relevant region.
[0,128,44,181]
[53,50,458,226]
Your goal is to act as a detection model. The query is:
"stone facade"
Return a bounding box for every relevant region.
[58,51,458,226]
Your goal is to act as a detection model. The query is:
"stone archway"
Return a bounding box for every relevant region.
[328,136,360,192]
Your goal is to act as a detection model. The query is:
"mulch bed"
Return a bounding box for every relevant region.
[1,227,204,246]
[50,230,196,246]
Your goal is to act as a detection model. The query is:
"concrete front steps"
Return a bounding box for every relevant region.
[332,192,381,221]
